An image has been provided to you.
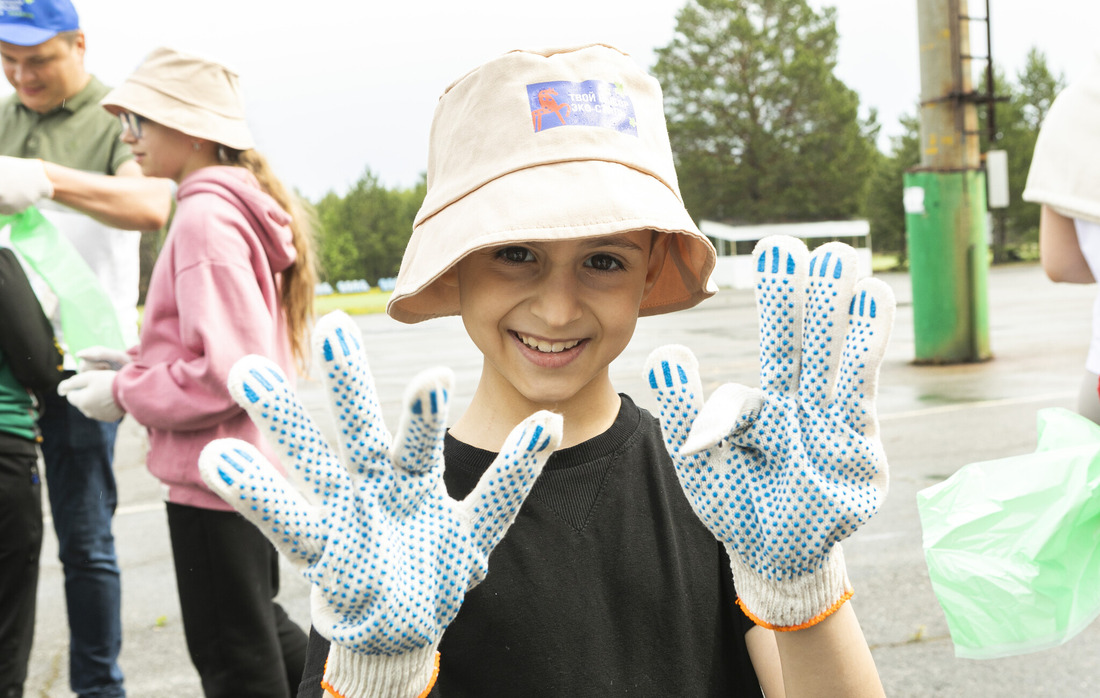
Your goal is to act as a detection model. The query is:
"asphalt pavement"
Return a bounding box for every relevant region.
[24,261,1100,697]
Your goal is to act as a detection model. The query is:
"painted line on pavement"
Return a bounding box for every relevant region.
[879,391,1074,422]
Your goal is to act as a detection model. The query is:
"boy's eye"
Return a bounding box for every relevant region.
[585,254,625,272]
[496,246,534,264]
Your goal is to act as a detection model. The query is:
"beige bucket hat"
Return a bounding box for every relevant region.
[1023,60,1100,223]
[100,47,254,150]
[386,43,716,324]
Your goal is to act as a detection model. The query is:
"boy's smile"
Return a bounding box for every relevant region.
[514,332,583,355]
[451,230,668,447]
[512,331,586,369]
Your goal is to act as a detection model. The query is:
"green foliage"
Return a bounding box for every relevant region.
[978,49,1066,261]
[861,49,1064,265]
[138,171,425,301]
[864,111,920,266]
[652,0,877,225]
[314,289,392,316]
[313,169,426,285]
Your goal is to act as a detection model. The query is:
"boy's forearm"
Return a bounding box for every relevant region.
[42,160,173,231]
[772,603,885,698]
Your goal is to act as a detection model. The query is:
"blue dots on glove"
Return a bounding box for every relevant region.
[645,236,895,629]
[199,311,562,657]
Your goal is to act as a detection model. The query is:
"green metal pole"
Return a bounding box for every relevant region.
[904,170,991,362]
[908,0,992,363]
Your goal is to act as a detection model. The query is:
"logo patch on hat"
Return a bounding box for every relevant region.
[527,80,638,136]
[0,0,31,18]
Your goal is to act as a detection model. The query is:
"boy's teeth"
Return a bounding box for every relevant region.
[519,334,579,353]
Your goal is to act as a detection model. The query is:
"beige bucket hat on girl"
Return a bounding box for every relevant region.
[100,47,254,150]
[387,43,717,324]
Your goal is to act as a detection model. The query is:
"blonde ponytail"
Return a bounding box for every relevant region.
[224,148,317,372]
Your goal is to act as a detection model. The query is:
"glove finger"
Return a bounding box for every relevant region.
[834,277,896,439]
[227,354,349,506]
[461,410,562,567]
[753,236,808,397]
[313,311,393,479]
[76,346,129,362]
[645,344,706,456]
[198,438,326,568]
[76,346,128,371]
[56,372,92,396]
[76,346,113,359]
[389,366,454,516]
[799,242,858,408]
[78,359,113,372]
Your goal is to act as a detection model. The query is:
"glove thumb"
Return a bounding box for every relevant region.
[57,371,93,396]
[681,383,764,455]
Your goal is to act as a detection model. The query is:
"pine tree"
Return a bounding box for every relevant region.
[653,0,876,226]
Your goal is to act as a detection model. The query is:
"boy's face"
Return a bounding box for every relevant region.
[453,230,668,412]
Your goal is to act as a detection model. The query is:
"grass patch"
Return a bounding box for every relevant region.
[138,290,393,323]
[872,253,903,272]
[315,290,392,317]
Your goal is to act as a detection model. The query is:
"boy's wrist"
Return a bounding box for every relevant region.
[322,644,440,698]
[729,543,852,631]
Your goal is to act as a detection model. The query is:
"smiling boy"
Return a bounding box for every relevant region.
[198,44,891,697]
[446,231,669,449]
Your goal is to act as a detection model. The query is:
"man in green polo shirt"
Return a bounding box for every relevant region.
[0,2,172,696]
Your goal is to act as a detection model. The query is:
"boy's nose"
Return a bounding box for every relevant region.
[530,272,584,327]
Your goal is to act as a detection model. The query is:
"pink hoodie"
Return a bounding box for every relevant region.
[114,166,297,511]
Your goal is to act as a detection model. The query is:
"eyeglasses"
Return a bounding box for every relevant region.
[118,112,144,139]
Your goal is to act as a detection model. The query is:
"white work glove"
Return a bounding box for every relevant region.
[57,370,125,422]
[646,236,895,631]
[76,345,132,372]
[0,155,53,215]
[198,311,561,697]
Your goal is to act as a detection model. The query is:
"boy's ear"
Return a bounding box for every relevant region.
[641,232,672,300]
[438,266,460,291]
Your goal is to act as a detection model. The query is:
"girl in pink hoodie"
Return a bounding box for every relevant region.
[59,48,316,697]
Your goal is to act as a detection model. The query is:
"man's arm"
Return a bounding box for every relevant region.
[747,604,884,698]
[42,159,172,231]
[1039,205,1094,284]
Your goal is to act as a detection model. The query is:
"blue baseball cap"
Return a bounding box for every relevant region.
[0,0,80,46]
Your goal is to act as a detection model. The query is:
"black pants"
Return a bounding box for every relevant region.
[0,433,42,698]
[166,502,308,698]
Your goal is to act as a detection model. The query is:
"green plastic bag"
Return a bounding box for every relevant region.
[0,206,125,354]
[917,407,1100,659]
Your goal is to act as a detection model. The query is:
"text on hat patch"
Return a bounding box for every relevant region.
[0,0,31,18]
[527,80,638,136]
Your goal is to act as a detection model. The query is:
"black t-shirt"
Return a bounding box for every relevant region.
[299,395,761,696]
[0,247,64,441]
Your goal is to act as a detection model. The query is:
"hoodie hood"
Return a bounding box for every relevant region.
[176,166,297,273]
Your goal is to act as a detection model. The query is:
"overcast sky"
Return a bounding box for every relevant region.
[4,0,1097,200]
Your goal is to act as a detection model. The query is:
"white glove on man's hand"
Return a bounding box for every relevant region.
[0,156,53,215]
[76,346,132,372]
[57,370,124,422]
